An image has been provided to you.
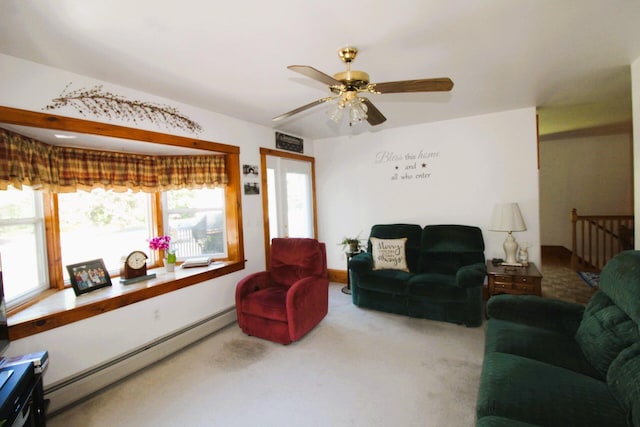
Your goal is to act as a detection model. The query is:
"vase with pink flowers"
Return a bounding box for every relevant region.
[148,235,176,272]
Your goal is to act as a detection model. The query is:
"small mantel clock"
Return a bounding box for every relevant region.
[120,250,156,284]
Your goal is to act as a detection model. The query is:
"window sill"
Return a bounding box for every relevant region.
[7,260,245,340]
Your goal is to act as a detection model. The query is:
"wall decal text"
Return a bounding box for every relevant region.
[375,149,440,182]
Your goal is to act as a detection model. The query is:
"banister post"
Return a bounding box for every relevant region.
[571,208,578,270]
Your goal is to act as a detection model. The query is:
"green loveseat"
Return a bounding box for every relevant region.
[476,250,640,427]
[349,224,486,327]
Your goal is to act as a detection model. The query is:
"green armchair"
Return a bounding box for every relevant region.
[476,250,640,426]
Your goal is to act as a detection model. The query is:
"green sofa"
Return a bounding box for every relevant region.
[476,250,640,427]
[349,224,486,327]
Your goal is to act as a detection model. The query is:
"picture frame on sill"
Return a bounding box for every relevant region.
[66,258,112,296]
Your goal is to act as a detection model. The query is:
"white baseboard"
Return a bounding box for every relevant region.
[45,308,237,416]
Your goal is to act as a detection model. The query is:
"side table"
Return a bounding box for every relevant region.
[342,251,360,295]
[486,261,543,298]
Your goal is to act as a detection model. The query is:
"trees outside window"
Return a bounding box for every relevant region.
[164,188,226,258]
[1,185,227,306]
[0,186,48,304]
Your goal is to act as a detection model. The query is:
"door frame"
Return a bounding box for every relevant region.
[260,147,318,267]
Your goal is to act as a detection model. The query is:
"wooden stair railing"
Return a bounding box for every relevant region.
[570,208,634,272]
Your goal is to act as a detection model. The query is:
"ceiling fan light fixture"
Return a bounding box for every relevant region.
[275,46,451,127]
[349,97,368,124]
[328,93,368,125]
[327,102,345,122]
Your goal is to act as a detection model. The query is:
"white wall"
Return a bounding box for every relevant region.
[0,53,542,395]
[539,133,634,248]
[633,56,640,249]
[0,54,299,386]
[313,108,540,269]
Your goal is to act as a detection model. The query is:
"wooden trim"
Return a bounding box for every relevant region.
[328,269,347,284]
[6,289,58,316]
[1,105,247,337]
[0,104,244,262]
[150,192,164,266]
[260,150,271,268]
[258,147,315,163]
[225,152,244,262]
[310,158,319,241]
[43,193,64,289]
[8,261,245,340]
[259,147,319,268]
[536,114,540,170]
[0,105,239,154]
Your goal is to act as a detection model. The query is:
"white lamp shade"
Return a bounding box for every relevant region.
[488,203,527,232]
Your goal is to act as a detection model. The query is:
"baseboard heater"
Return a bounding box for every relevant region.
[45,307,237,416]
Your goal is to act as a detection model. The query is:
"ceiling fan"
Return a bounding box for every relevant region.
[273,47,454,126]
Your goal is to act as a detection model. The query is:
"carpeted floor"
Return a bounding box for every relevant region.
[46,248,595,426]
[47,283,486,427]
[540,246,598,305]
[540,263,598,305]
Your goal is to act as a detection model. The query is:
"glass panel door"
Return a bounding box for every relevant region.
[266,156,314,238]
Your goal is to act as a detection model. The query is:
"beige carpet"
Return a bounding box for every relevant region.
[540,246,598,306]
[47,283,486,427]
[540,263,597,305]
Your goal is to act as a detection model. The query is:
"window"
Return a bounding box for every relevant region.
[58,189,154,278]
[164,188,226,259]
[0,106,244,335]
[0,186,229,307]
[0,186,48,304]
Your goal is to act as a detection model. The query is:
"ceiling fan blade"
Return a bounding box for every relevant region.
[373,77,454,94]
[272,97,335,122]
[361,98,386,126]
[287,65,342,87]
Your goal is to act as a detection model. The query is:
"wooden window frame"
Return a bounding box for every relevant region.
[0,106,245,339]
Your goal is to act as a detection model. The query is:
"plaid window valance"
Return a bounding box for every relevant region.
[0,128,228,192]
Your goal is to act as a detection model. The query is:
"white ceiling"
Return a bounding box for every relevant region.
[1,0,639,140]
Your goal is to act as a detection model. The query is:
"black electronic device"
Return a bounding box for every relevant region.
[491,258,504,266]
[0,362,34,426]
[2,351,49,375]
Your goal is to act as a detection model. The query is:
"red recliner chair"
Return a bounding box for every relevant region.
[235,238,329,345]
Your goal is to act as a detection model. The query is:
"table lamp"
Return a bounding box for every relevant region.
[488,202,527,265]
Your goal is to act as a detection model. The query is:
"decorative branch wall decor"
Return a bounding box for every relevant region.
[43,83,203,134]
